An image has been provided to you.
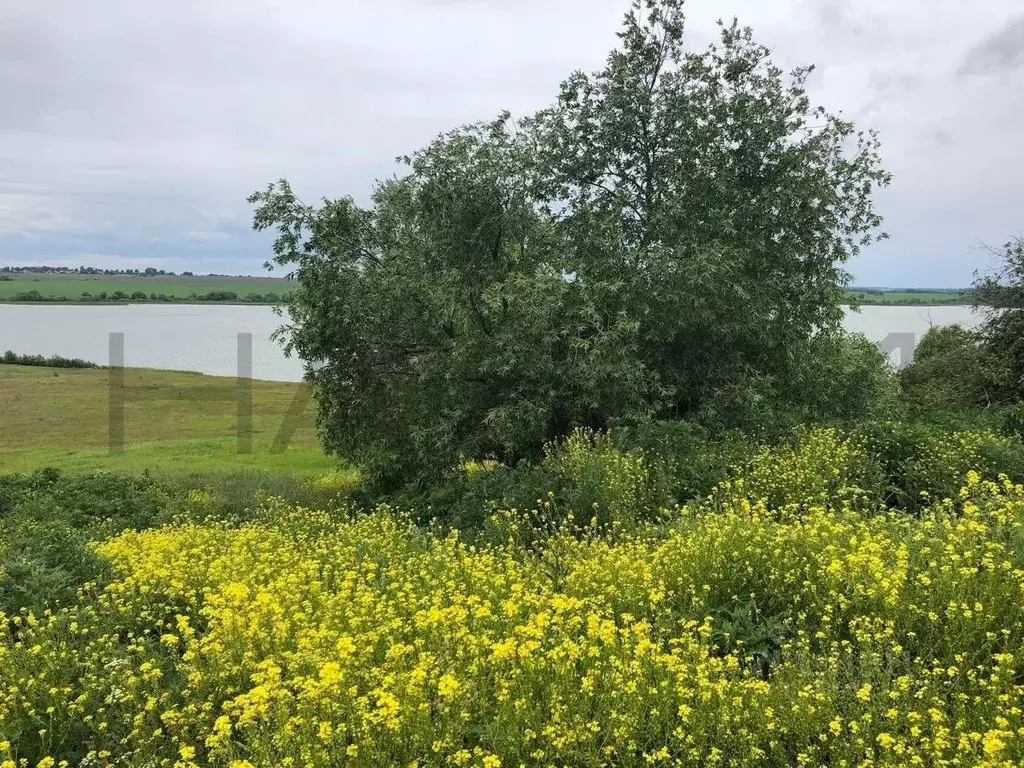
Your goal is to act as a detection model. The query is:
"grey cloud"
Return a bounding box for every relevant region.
[867,71,924,96]
[813,0,848,28]
[853,70,925,119]
[958,15,1024,76]
[1,0,1023,287]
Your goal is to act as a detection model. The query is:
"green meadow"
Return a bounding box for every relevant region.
[846,289,970,305]
[0,364,333,476]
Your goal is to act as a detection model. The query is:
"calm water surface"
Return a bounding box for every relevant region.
[0,303,984,382]
[0,304,305,381]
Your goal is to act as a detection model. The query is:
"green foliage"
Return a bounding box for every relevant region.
[1004,402,1024,439]
[973,236,1024,400]
[610,419,757,502]
[696,332,903,436]
[0,471,174,615]
[855,421,1024,510]
[900,325,1008,412]
[707,597,788,680]
[394,423,755,532]
[1,350,100,368]
[251,0,889,486]
[791,332,904,423]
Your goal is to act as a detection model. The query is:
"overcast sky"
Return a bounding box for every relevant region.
[1,0,1022,287]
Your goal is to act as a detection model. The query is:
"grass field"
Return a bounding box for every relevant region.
[0,272,290,302]
[0,364,334,475]
[846,289,970,305]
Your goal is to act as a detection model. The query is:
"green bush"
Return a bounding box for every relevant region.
[1,350,100,368]
[694,332,903,439]
[900,325,1008,412]
[1004,402,1024,438]
[856,421,1024,510]
[0,471,174,614]
[610,419,757,503]
[792,331,905,423]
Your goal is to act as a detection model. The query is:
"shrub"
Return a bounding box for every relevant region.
[856,421,1024,509]
[610,420,758,503]
[1004,402,1024,438]
[542,428,674,529]
[900,325,1006,411]
[791,332,904,423]
[694,333,903,439]
[0,350,100,368]
[11,290,45,302]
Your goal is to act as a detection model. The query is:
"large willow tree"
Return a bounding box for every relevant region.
[250,0,890,486]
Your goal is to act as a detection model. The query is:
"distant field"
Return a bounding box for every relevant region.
[0,274,972,306]
[845,289,970,305]
[0,272,290,302]
[0,364,334,475]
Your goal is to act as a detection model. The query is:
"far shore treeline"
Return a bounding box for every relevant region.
[0,264,973,306]
[2,288,288,304]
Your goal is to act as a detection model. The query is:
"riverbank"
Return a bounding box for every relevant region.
[0,364,331,474]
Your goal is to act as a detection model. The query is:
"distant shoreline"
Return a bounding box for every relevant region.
[2,299,977,308]
[0,299,282,307]
[0,270,290,306]
[846,301,975,307]
[1,271,971,308]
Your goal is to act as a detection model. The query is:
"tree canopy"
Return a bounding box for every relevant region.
[250,0,890,487]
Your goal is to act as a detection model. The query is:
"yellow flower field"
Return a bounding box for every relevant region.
[3,429,1024,766]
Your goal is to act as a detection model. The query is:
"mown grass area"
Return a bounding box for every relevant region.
[0,364,334,476]
[0,273,289,302]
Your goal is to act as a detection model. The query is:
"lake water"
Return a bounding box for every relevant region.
[0,304,305,381]
[0,303,984,382]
